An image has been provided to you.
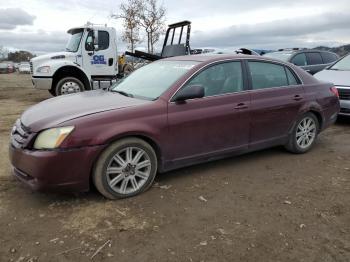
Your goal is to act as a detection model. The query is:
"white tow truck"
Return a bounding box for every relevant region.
[30,21,192,96]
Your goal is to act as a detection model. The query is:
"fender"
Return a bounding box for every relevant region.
[51,62,91,91]
[287,101,324,135]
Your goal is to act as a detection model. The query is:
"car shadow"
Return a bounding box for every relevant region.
[336,116,350,126]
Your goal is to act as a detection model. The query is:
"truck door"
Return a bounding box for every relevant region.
[83,30,116,77]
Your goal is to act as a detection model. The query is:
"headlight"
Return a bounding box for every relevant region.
[36,66,50,73]
[34,126,74,149]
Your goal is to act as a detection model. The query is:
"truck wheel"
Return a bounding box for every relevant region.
[93,138,157,199]
[55,77,84,96]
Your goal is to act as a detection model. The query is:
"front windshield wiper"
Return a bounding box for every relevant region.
[110,90,134,98]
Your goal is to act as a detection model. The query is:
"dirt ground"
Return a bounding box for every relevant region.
[0,73,349,262]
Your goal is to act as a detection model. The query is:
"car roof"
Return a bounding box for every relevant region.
[162,54,293,66]
[268,49,337,55]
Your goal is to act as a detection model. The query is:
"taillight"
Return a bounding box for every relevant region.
[330,87,339,98]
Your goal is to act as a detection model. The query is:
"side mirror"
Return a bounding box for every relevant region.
[173,85,205,102]
[93,30,99,51]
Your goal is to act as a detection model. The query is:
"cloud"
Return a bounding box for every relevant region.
[0,30,69,53]
[0,8,36,30]
[190,12,350,49]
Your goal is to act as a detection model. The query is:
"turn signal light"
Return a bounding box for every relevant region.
[330,87,339,98]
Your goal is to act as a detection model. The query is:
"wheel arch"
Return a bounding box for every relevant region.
[308,110,323,131]
[89,133,164,192]
[52,65,91,93]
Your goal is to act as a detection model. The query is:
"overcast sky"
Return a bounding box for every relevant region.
[1,0,350,54]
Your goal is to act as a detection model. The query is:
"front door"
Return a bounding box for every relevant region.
[82,30,115,76]
[167,61,250,162]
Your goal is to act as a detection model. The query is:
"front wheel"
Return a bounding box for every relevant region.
[93,138,158,199]
[285,112,319,154]
[55,77,84,96]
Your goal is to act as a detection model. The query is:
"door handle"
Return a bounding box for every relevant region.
[234,103,248,110]
[293,95,303,101]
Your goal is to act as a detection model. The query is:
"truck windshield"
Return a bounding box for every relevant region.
[111,60,199,100]
[66,30,83,52]
[329,54,350,71]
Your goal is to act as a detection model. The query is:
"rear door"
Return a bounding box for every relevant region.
[167,61,250,162]
[246,60,304,147]
[305,52,325,75]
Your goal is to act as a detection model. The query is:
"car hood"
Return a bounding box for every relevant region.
[314,69,350,86]
[21,90,150,132]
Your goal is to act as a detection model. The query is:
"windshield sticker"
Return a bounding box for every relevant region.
[91,55,106,65]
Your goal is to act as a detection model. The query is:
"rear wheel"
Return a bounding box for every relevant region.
[55,77,84,96]
[93,138,157,199]
[285,112,319,154]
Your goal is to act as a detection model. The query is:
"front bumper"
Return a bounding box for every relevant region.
[32,76,52,90]
[339,99,350,116]
[9,144,105,192]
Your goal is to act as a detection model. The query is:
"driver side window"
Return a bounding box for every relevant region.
[183,61,243,97]
[85,31,94,51]
[85,30,110,51]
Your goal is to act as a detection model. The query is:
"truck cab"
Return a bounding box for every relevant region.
[30,24,118,96]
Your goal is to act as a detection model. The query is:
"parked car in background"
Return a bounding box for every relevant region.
[9,55,339,199]
[18,62,31,74]
[314,54,350,116]
[263,49,339,75]
[7,62,15,73]
[0,62,8,73]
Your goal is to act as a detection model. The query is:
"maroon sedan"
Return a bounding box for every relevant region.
[9,55,340,199]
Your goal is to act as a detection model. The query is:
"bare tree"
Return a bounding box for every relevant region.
[112,0,142,53]
[138,0,166,54]
[0,45,8,61]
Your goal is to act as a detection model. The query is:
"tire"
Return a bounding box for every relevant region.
[48,89,55,96]
[55,77,84,96]
[285,112,319,154]
[93,138,158,199]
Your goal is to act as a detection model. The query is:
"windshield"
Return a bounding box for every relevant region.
[111,60,199,100]
[263,52,292,62]
[66,29,83,52]
[330,55,350,71]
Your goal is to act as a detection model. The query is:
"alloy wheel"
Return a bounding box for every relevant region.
[106,147,152,195]
[296,117,317,149]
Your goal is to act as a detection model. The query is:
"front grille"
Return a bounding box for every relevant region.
[11,119,31,149]
[338,88,350,100]
[340,108,350,114]
[29,62,33,74]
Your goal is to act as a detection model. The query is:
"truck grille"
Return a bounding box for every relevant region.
[11,119,31,149]
[338,88,350,100]
[29,62,33,74]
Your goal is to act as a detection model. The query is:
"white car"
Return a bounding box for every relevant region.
[18,63,31,74]
[314,54,350,116]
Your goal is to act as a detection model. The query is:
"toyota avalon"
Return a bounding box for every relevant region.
[9,55,340,199]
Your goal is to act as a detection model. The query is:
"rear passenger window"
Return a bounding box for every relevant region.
[291,53,307,66]
[321,52,338,64]
[248,62,288,89]
[306,52,323,65]
[286,68,299,85]
[184,61,243,97]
